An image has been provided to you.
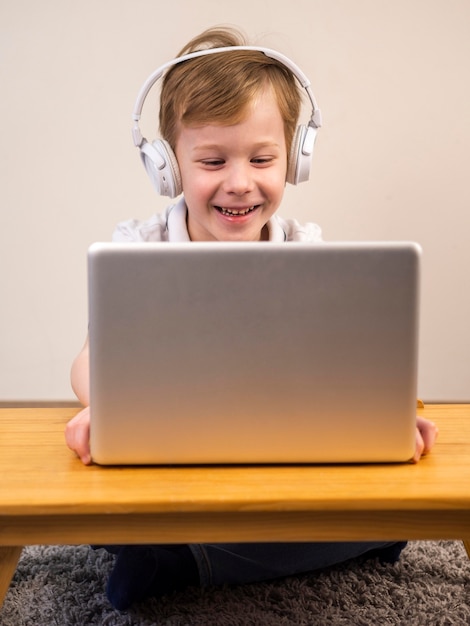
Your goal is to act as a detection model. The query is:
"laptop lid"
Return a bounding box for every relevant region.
[88,241,420,465]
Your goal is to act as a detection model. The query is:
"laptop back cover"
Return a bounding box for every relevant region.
[88,241,420,465]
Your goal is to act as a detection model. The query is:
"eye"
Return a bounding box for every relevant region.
[201,159,225,168]
[251,156,274,166]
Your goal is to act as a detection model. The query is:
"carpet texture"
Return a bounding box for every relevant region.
[1,541,469,625]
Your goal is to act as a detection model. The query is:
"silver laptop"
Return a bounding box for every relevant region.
[88,241,420,465]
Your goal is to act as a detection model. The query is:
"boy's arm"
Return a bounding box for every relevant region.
[71,336,90,406]
[66,337,92,464]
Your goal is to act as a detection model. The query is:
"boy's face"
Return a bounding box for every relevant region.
[174,88,287,241]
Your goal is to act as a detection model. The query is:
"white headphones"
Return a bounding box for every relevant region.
[132,46,322,198]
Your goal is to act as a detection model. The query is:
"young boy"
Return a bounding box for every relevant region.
[66,26,438,611]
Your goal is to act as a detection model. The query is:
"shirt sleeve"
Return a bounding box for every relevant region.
[111,213,168,242]
[276,216,323,242]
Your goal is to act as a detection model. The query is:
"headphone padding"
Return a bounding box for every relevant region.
[286,125,316,185]
[140,139,182,198]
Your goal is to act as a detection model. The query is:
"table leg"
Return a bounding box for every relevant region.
[463,541,470,559]
[0,546,23,606]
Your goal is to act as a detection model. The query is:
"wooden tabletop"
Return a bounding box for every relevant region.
[1,405,469,546]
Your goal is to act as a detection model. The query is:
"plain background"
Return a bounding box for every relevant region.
[1,0,468,401]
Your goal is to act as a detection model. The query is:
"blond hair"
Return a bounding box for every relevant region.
[159,27,302,156]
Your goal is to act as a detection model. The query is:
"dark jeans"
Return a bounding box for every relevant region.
[189,541,401,586]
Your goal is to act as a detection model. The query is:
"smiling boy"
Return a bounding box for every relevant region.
[66,26,438,610]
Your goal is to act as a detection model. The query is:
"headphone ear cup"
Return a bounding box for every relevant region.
[140,139,182,198]
[286,125,317,185]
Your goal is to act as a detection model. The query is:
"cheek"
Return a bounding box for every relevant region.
[266,167,288,197]
[180,170,216,204]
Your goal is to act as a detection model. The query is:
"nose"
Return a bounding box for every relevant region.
[222,162,254,195]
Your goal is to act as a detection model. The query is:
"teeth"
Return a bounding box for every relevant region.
[218,206,255,216]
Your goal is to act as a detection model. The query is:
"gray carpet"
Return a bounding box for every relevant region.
[1,541,469,625]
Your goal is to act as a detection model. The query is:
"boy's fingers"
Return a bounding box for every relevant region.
[65,407,92,465]
[411,428,425,464]
[412,416,439,463]
[416,416,439,455]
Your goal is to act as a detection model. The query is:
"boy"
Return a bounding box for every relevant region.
[66,26,438,610]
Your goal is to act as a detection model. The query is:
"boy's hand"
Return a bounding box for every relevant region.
[65,406,92,465]
[412,415,439,463]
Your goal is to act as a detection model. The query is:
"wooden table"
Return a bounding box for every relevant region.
[1,404,469,604]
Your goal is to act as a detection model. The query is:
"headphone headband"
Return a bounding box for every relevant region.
[131,45,322,148]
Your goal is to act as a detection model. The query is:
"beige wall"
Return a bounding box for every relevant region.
[1,0,469,401]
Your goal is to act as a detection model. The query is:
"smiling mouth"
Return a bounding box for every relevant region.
[215,205,258,217]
